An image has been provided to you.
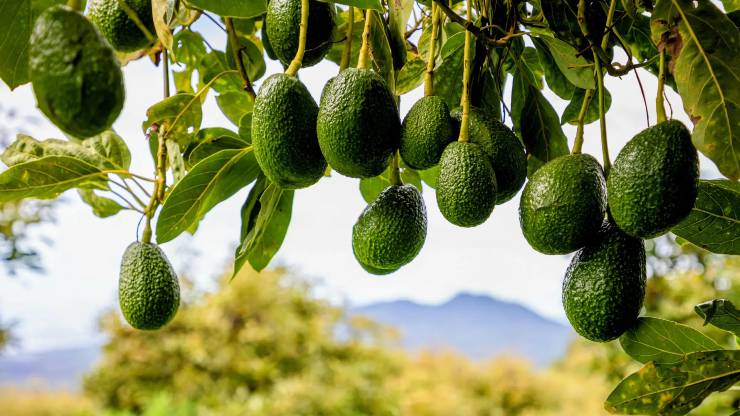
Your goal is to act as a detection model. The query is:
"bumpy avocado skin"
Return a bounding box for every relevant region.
[266,0,335,67]
[519,154,606,255]
[88,0,155,52]
[317,68,400,178]
[400,96,455,170]
[252,74,327,189]
[562,220,646,342]
[608,120,699,239]
[451,107,527,204]
[353,185,428,272]
[30,6,124,138]
[436,141,497,227]
[119,242,180,330]
[261,17,278,60]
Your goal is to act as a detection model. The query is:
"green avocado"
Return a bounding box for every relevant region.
[30,6,125,139]
[266,0,335,68]
[317,68,400,178]
[353,185,427,273]
[607,120,699,238]
[119,242,180,330]
[562,220,646,342]
[519,154,606,254]
[261,16,278,61]
[88,0,155,52]
[451,107,527,204]
[252,74,327,189]
[436,141,497,227]
[399,96,455,170]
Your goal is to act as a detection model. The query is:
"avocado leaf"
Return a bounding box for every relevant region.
[695,299,740,337]
[619,317,722,365]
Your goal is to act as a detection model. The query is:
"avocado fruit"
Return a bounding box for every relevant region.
[261,16,278,61]
[400,96,455,170]
[252,74,326,189]
[30,6,124,139]
[562,220,646,342]
[266,0,335,68]
[353,185,427,274]
[88,0,155,52]
[519,154,606,255]
[317,68,400,178]
[436,141,497,227]
[119,242,180,330]
[607,120,699,239]
[451,107,527,204]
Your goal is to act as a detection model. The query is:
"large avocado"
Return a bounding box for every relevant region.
[399,96,455,170]
[30,6,125,138]
[519,154,606,254]
[608,120,699,238]
[317,68,400,178]
[88,0,155,52]
[266,0,335,68]
[119,242,180,330]
[252,74,327,189]
[436,141,497,227]
[562,220,646,342]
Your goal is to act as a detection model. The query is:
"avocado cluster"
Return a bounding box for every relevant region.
[266,0,336,68]
[88,0,156,52]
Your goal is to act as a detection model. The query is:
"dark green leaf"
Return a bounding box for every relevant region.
[143,94,203,147]
[672,180,740,254]
[419,165,439,189]
[78,189,125,218]
[186,0,266,18]
[533,38,575,99]
[561,88,612,125]
[619,317,722,365]
[396,57,426,95]
[216,91,254,126]
[369,10,395,91]
[234,175,269,276]
[198,51,244,93]
[616,13,675,90]
[537,36,595,90]
[433,34,475,110]
[188,131,249,167]
[695,299,740,337]
[0,156,106,202]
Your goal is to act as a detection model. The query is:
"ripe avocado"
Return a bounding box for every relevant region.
[451,107,527,204]
[562,220,646,342]
[519,154,606,254]
[88,0,155,52]
[119,242,180,330]
[266,0,335,68]
[352,185,427,273]
[252,74,327,189]
[436,141,497,227]
[399,96,455,170]
[30,6,124,138]
[607,120,699,238]
[317,68,400,178]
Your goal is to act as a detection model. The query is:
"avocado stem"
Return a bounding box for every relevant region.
[390,152,403,186]
[225,18,257,99]
[457,0,473,143]
[339,7,355,71]
[595,56,611,174]
[656,49,667,123]
[424,3,440,96]
[572,89,594,154]
[357,9,374,70]
[285,0,311,76]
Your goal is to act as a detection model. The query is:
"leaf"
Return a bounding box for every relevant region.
[419,165,439,189]
[198,51,244,93]
[619,317,722,365]
[386,0,414,69]
[0,156,106,202]
[320,0,383,11]
[616,13,676,90]
[359,165,423,203]
[537,36,596,90]
[695,299,740,337]
[672,180,740,254]
[172,30,207,67]
[156,148,260,244]
[78,189,125,218]
[605,350,740,415]
[187,0,267,18]
[143,94,203,147]
[433,33,475,110]
[561,88,612,126]
[533,38,575,99]
[396,56,426,95]
[722,0,739,12]
[152,0,175,52]
[246,187,294,271]
[188,131,249,167]
[216,91,254,126]
[234,175,268,276]
[368,10,395,91]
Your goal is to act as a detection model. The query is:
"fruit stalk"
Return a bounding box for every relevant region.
[424,3,440,96]
[225,18,256,98]
[457,0,473,143]
[595,56,611,173]
[572,89,594,154]
[656,49,667,123]
[357,9,374,70]
[390,152,402,186]
[285,0,311,76]
[339,7,355,71]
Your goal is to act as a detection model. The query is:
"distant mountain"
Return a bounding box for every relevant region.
[0,345,101,390]
[352,293,573,366]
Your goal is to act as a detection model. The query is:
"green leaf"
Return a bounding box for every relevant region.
[536,36,596,90]
[561,88,612,126]
[359,165,423,203]
[143,94,203,148]
[216,91,254,126]
[616,13,676,90]
[172,30,207,67]
[419,165,439,189]
[619,317,722,365]
[320,0,383,11]
[234,176,268,276]
[78,189,125,218]
[396,56,426,95]
[188,131,249,167]
[226,31,266,81]
[672,180,740,254]
[722,0,739,12]
[186,0,266,18]
[433,33,475,110]
[534,38,575,99]
[605,350,740,415]
[198,51,244,93]
[0,156,106,202]
[156,148,260,244]
[369,10,395,91]
[386,0,414,70]
[695,299,740,337]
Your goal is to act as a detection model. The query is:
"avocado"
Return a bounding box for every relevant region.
[317,68,400,178]
[119,242,180,330]
[451,107,527,204]
[358,260,399,275]
[353,185,427,273]
[562,220,646,342]
[519,154,606,254]
[399,96,455,170]
[30,6,125,138]
[266,0,335,68]
[607,120,699,238]
[261,16,278,61]
[436,141,497,227]
[88,0,155,52]
[252,74,326,189]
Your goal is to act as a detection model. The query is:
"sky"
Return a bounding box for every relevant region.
[0,20,721,354]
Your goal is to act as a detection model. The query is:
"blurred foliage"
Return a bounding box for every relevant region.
[0,387,95,416]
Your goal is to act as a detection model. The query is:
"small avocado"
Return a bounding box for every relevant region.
[436,141,497,227]
[608,120,699,238]
[451,107,527,204]
[88,0,155,52]
[252,74,326,189]
[353,185,427,273]
[562,220,646,342]
[261,16,278,61]
[400,96,455,170]
[119,242,180,330]
[519,154,606,254]
[317,68,400,178]
[266,0,335,68]
[30,6,124,138]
